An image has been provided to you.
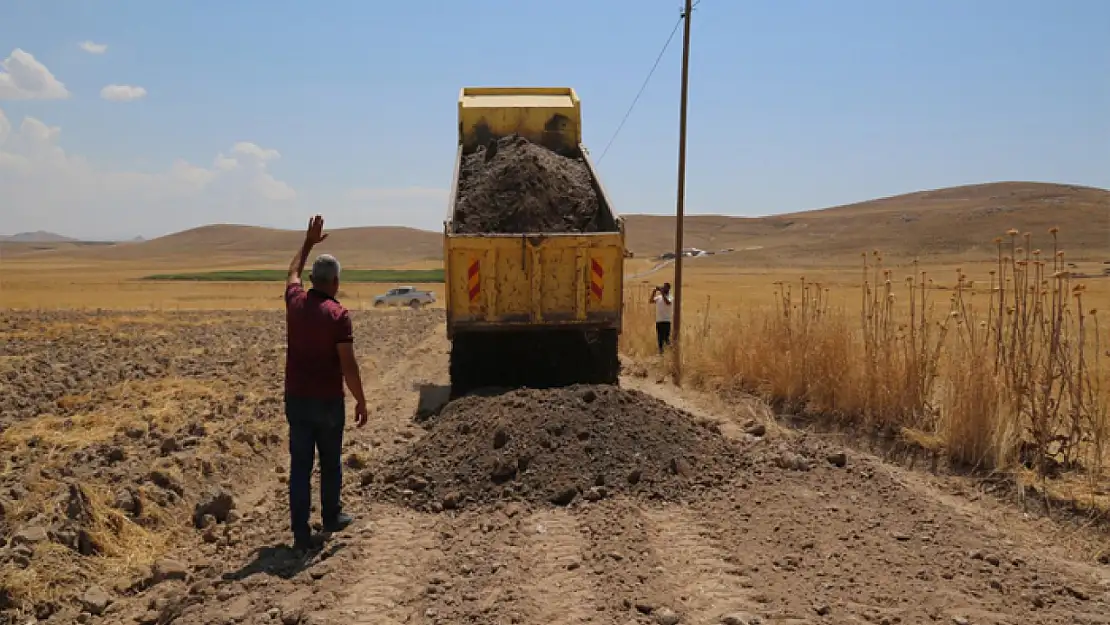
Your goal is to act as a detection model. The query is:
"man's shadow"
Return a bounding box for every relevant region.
[223,539,345,581]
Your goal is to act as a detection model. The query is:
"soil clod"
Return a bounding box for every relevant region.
[193,488,235,528]
[549,485,579,507]
[721,613,761,625]
[744,422,767,437]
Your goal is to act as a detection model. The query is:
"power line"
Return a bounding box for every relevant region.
[596,16,683,164]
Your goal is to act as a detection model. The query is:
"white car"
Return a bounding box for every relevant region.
[373,286,436,309]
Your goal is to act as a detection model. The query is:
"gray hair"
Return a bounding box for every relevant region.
[310,254,341,284]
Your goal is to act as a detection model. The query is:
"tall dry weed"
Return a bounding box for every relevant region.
[948,229,1109,476]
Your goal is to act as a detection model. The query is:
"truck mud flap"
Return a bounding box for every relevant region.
[449,328,619,398]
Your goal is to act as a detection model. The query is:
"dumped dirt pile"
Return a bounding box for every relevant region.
[453,134,604,234]
[373,385,749,511]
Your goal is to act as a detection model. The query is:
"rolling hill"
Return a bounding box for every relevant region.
[7,182,1108,269]
[3,224,445,268]
[623,181,1110,266]
[0,231,77,243]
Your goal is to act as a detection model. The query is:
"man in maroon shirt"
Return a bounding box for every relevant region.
[283,215,368,551]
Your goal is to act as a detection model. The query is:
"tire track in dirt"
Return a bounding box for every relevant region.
[318,506,439,624]
[514,509,601,624]
[576,499,678,620]
[642,504,764,623]
[416,506,534,623]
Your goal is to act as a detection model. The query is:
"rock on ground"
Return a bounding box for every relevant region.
[152,558,189,584]
[80,586,110,615]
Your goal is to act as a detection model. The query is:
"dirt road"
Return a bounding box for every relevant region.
[4,310,1109,625]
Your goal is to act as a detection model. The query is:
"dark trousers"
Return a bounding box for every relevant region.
[656,321,672,354]
[284,396,345,543]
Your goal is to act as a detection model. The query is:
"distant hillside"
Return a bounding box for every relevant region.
[0,231,76,243]
[623,181,1110,266]
[9,182,1107,269]
[35,224,445,268]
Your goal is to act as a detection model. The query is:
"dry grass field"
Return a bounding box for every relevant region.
[2,181,1109,624]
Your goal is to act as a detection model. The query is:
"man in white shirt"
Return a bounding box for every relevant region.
[650,282,673,355]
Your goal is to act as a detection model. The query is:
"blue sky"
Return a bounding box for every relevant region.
[1,0,1107,239]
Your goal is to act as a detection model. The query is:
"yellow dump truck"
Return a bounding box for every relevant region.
[444,86,625,395]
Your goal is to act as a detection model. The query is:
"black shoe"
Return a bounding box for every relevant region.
[322,512,353,533]
[292,536,316,554]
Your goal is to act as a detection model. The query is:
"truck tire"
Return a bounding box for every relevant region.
[409,299,422,309]
[374,300,385,308]
[585,329,620,385]
[449,330,498,398]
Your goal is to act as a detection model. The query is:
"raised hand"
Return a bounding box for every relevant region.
[305,215,328,246]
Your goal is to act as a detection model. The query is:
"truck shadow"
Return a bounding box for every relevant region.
[413,383,452,422]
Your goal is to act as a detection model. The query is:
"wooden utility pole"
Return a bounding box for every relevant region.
[671,0,693,385]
